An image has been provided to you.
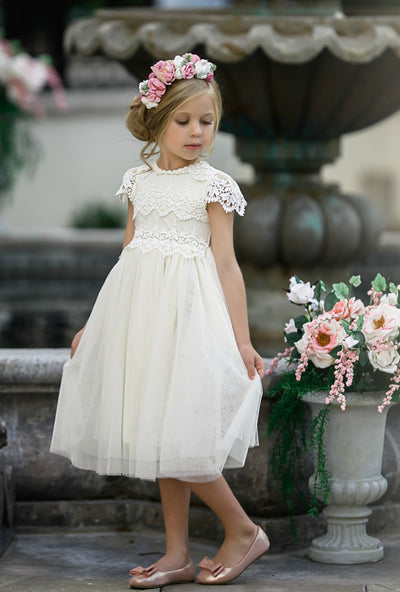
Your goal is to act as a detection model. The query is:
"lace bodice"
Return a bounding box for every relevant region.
[116,160,246,259]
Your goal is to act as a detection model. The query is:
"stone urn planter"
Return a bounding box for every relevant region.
[302,391,395,564]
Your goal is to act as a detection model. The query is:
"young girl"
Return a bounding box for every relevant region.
[50,53,269,588]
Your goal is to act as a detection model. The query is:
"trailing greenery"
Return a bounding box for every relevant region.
[0,90,38,201]
[266,366,332,534]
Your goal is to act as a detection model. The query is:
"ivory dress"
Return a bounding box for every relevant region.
[50,160,263,482]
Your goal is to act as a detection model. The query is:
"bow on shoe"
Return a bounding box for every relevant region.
[198,557,225,576]
[129,564,157,577]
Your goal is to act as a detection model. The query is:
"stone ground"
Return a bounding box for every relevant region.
[0,529,400,592]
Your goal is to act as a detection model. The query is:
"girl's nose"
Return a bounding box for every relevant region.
[190,121,201,136]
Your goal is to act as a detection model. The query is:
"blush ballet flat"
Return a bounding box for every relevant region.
[197,526,270,585]
[129,561,196,589]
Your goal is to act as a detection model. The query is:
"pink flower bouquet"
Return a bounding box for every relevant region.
[268,273,400,411]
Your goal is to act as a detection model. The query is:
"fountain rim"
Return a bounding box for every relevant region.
[65,9,400,65]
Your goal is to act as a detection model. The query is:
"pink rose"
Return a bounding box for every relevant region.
[151,60,176,84]
[295,319,346,368]
[187,53,200,63]
[330,297,364,320]
[181,63,196,79]
[148,76,166,99]
[205,72,214,82]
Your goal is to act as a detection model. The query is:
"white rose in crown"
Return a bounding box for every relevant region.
[287,276,315,305]
[368,345,400,374]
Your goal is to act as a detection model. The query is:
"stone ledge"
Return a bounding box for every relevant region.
[0,349,69,388]
[13,498,325,554]
[0,348,275,393]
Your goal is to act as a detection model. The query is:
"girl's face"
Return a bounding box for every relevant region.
[158,91,215,170]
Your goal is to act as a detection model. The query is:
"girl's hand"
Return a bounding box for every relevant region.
[70,327,85,358]
[239,343,265,380]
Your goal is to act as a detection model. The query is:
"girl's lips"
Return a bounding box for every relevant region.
[185,144,201,150]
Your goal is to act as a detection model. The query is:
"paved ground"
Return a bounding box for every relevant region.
[0,529,400,592]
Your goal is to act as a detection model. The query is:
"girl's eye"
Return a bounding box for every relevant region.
[202,120,213,126]
[176,120,188,125]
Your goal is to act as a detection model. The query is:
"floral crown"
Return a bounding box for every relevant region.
[139,53,216,110]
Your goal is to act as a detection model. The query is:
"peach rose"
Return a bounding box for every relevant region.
[330,297,364,320]
[295,318,347,368]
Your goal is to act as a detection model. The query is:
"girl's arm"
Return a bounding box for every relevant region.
[122,201,135,249]
[208,202,265,380]
[70,202,135,358]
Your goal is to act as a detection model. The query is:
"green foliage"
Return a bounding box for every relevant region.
[349,275,361,288]
[70,202,125,228]
[266,367,332,534]
[332,282,349,300]
[371,273,387,292]
[0,89,39,202]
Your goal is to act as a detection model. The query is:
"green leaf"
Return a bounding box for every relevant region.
[329,345,342,359]
[371,273,387,292]
[332,282,349,300]
[359,349,369,367]
[357,314,364,330]
[340,318,350,331]
[389,282,398,294]
[315,280,327,303]
[350,330,365,344]
[349,275,361,287]
[286,332,300,346]
[294,315,308,330]
[324,291,339,311]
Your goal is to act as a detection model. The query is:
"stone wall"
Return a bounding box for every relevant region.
[1,349,400,551]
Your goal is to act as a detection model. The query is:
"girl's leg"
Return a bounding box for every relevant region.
[156,478,192,570]
[185,475,258,567]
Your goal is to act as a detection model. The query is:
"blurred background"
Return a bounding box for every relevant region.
[1,0,400,354]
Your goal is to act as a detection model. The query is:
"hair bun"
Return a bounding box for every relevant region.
[126,96,152,142]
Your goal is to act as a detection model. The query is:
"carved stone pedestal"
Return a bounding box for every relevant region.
[303,391,394,564]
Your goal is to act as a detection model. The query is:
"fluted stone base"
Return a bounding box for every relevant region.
[309,507,384,564]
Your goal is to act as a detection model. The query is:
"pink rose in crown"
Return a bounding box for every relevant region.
[295,318,347,368]
[181,63,196,79]
[148,76,166,100]
[151,60,176,85]
[187,53,200,63]
[330,297,364,320]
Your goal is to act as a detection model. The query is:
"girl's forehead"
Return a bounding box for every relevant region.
[175,92,215,114]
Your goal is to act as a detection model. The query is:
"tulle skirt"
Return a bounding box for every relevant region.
[50,246,263,482]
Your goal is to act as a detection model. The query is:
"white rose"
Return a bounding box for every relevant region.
[381,293,398,306]
[173,55,184,79]
[8,54,48,93]
[363,303,400,344]
[368,345,400,374]
[141,96,158,109]
[284,318,297,334]
[287,278,315,305]
[194,59,211,79]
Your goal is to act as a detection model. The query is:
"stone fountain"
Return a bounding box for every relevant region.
[64,0,400,351]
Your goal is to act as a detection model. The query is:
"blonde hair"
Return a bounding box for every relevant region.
[126,78,222,166]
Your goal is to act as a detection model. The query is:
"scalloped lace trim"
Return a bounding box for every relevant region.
[116,165,149,204]
[134,189,209,222]
[125,227,208,259]
[206,173,247,216]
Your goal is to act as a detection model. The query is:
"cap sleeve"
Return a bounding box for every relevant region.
[115,167,140,205]
[206,171,247,216]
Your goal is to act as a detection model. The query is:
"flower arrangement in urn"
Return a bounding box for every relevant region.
[266,273,400,522]
[0,34,66,198]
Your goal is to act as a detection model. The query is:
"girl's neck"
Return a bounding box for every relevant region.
[156,155,199,172]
